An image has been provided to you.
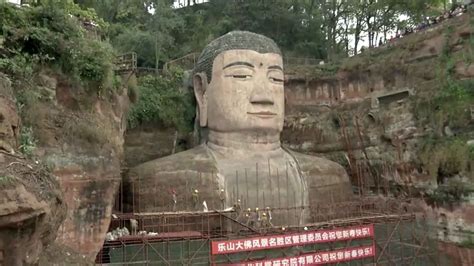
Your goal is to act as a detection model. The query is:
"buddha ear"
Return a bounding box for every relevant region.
[193,72,208,127]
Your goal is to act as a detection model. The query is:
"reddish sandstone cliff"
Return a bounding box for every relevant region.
[18,71,130,261]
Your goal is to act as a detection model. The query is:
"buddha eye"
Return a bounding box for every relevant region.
[269,77,284,83]
[232,74,252,79]
[268,69,284,83]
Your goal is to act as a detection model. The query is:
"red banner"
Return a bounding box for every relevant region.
[211,224,374,255]
[227,244,376,266]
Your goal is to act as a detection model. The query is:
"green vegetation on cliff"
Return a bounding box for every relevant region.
[0,1,197,145]
[0,2,123,156]
[127,69,195,132]
[0,2,115,93]
[0,175,15,187]
[19,126,37,157]
[420,138,473,180]
[414,18,473,205]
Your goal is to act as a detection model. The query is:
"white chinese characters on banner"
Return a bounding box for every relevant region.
[237,245,375,266]
[211,224,374,255]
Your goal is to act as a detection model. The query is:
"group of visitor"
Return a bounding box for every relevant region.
[380,3,471,47]
[410,4,468,34]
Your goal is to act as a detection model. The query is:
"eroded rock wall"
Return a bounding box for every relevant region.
[16,71,130,261]
[0,74,66,265]
[125,127,174,168]
[282,13,474,260]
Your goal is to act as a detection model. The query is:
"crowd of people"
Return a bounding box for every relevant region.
[379,3,472,47]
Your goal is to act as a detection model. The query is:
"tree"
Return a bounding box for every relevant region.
[73,0,449,65]
[317,0,350,59]
[147,0,183,69]
[347,1,367,55]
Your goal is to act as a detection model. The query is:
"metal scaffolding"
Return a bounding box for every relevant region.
[95,109,452,264]
[96,195,441,265]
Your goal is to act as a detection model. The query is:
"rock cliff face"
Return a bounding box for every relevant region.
[0,153,66,265]
[11,70,130,261]
[124,124,193,168]
[282,13,474,262]
[0,74,66,265]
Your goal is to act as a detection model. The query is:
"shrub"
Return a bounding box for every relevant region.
[33,0,108,32]
[426,179,473,205]
[459,236,474,248]
[0,54,37,79]
[0,2,116,93]
[419,138,471,181]
[19,126,37,157]
[61,39,115,90]
[64,117,108,145]
[127,68,195,132]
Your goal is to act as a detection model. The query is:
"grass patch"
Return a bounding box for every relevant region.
[0,175,16,188]
[419,137,472,181]
[285,62,340,79]
[426,179,474,205]
[19,126,37,157]
[64,118,108,145]
[459,236,474,249]
[61,112,120,148]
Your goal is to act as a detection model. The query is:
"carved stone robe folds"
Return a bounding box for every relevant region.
[126,144,353,227]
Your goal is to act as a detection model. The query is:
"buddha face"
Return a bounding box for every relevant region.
[195,49,284,134]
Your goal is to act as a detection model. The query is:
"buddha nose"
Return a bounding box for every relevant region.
[249,87,274,105]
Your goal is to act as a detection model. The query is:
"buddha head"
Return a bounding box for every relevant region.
[193,31,284,136]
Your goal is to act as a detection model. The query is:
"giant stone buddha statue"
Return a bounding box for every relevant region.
[126,31,353,226]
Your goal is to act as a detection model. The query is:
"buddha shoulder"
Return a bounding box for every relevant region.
[286,149,354,203]
[286,149,350,185]
[130,144,217,178]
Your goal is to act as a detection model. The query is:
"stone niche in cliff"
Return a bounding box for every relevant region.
[284,70,397,114]
[371,88,413,109]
